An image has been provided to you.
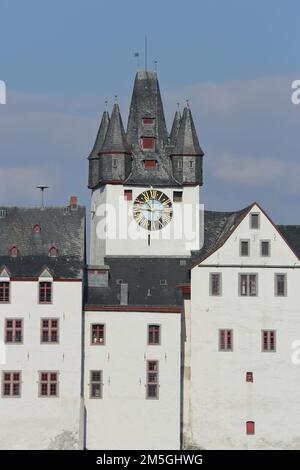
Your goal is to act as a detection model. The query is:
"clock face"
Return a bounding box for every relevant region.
[133,189,173,231]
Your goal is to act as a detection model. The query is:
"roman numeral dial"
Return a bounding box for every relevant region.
[133,190,173,231]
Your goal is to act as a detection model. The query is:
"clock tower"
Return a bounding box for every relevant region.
[88,70,204,265]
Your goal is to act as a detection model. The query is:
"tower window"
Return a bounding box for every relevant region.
[146,361,159,399]
[49,246,58,257]
[148,325,160,345]
[33,224,41,234]
[113,159,118,168]
[250,213,260,229]
[189,161,194,168]
[173,191,183,202]
[141,137,155,150]
[246,372,253,382]
[90,370,103,399]
[144,160,157,169]
[177,160,183,169]
[124,190,132,201]
[142,117,154,125]
[9,246,19,258]
[262,330,276,352]
[0,282,10,303]
[246,421,255,435]
[91,324,105,345]
[219,329,233,351]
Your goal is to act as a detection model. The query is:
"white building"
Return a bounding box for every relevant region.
[189,203,300,449]
[0,201,85,450]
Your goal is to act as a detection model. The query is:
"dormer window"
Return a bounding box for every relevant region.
[49,246,58,258]
[144,160,157,170]
[141,136,155,151]
[9,246,19,258]
[142,117,154,126]
[33,224,41,234]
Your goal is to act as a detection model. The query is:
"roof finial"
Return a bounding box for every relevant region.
[145,35,148,71]
[104,100,108,111]
[154,60,158,72]
[114,95,118,104]
[176,102,180,111]
[36,185,49,209]
[186,99,190,108]
[134,52,140,70]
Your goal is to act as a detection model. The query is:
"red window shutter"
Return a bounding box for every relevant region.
[142,137,155,150]
[124,190,132,201]
[143,118,154,125]
[246,421,255,435]
[144,160,157,169]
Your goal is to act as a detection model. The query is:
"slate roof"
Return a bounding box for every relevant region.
[172,104,204,156]
[169,110,181,146]
[277,225,300,258]
[0,206,85,279]
[100,103,130,154]
[88,110,110,160]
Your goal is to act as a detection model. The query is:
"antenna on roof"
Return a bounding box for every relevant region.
[145,35,148,71]
[134,52,140,70]
[36,185,49,208]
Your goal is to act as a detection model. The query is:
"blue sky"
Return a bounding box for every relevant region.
[0,0,300,224]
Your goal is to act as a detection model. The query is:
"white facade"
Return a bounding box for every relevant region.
[189,204,300,449]
[0,277,83,450]
[84,310,181,450]
[90,184,201,264]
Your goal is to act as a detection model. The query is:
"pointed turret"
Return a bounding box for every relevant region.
[171,103,204,185]
[97,103,131,184]
[169,109,181,146]
[88,110,110,189]
[101,103,130,155]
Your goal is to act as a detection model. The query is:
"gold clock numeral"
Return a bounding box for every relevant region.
[149,189,157,199]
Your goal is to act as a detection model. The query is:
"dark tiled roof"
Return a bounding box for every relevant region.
[88,110,110,160]
[101,103,130,154]
[0,206,85,279]
[169,110,181,146]
[172,105,204,156]
[277,225,300,258]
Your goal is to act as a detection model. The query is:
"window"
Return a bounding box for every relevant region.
[9,246,19,257]
[91,324,105,345]
[141,137,155,151]
[124,190,132,201]
[189,161,194,168]
[39,372,58,397]
[49,246,58,257]
[144,159,157,169]
[262,330,276,352]
[210,273,222,296]
[90,370,103,398]
[219,329,233,351]
[250,213,260,229]
[146,361,159,399]
[5,319,23,343]
[177,160,183,169]
[275,274,287,296]
[33,224,41,234]
[142,117,154,125]
[240,240,250,257]
[246,372,253,383]
[113,158,118,168]
[173,191,183,202]
[246,421,255,435]
[2,372,21,397]
[0,282,10,303]
[39,282,52,304]
[239,274,258,296]
[261,240,270,257]
[148,325,160,345]
[41,319,59,343]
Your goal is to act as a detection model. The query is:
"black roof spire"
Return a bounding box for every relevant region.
[169,108,181,146]
[88,110,110,160]
[100,103,130,154]
[172,103,204,156]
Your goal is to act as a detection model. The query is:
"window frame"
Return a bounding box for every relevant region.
[124,189,133,201]
[40,318,59,344]
[246,421,255,435]
[274,273,287,297]
[239,273,258,297]
[5,318,23,344]
[240,239,250,257]
[148,324,161,346]
[210,272,222,296]
[262,329,276,352]
[219,329,233,352]
[260,240,271,257]
[89,370,103,399]
[144,159,157,169]
[173,191,183,203]
[250,213,260,229]
[0,281,10,303]
[38,371,59,398]
[91,323,106,346]
[146,360,159,399]
[2,371,22,398]
[141,136,155,151]
[38,281,52,304]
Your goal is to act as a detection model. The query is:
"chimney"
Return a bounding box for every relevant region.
[69,196,78,210]
[120,283,128,306]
